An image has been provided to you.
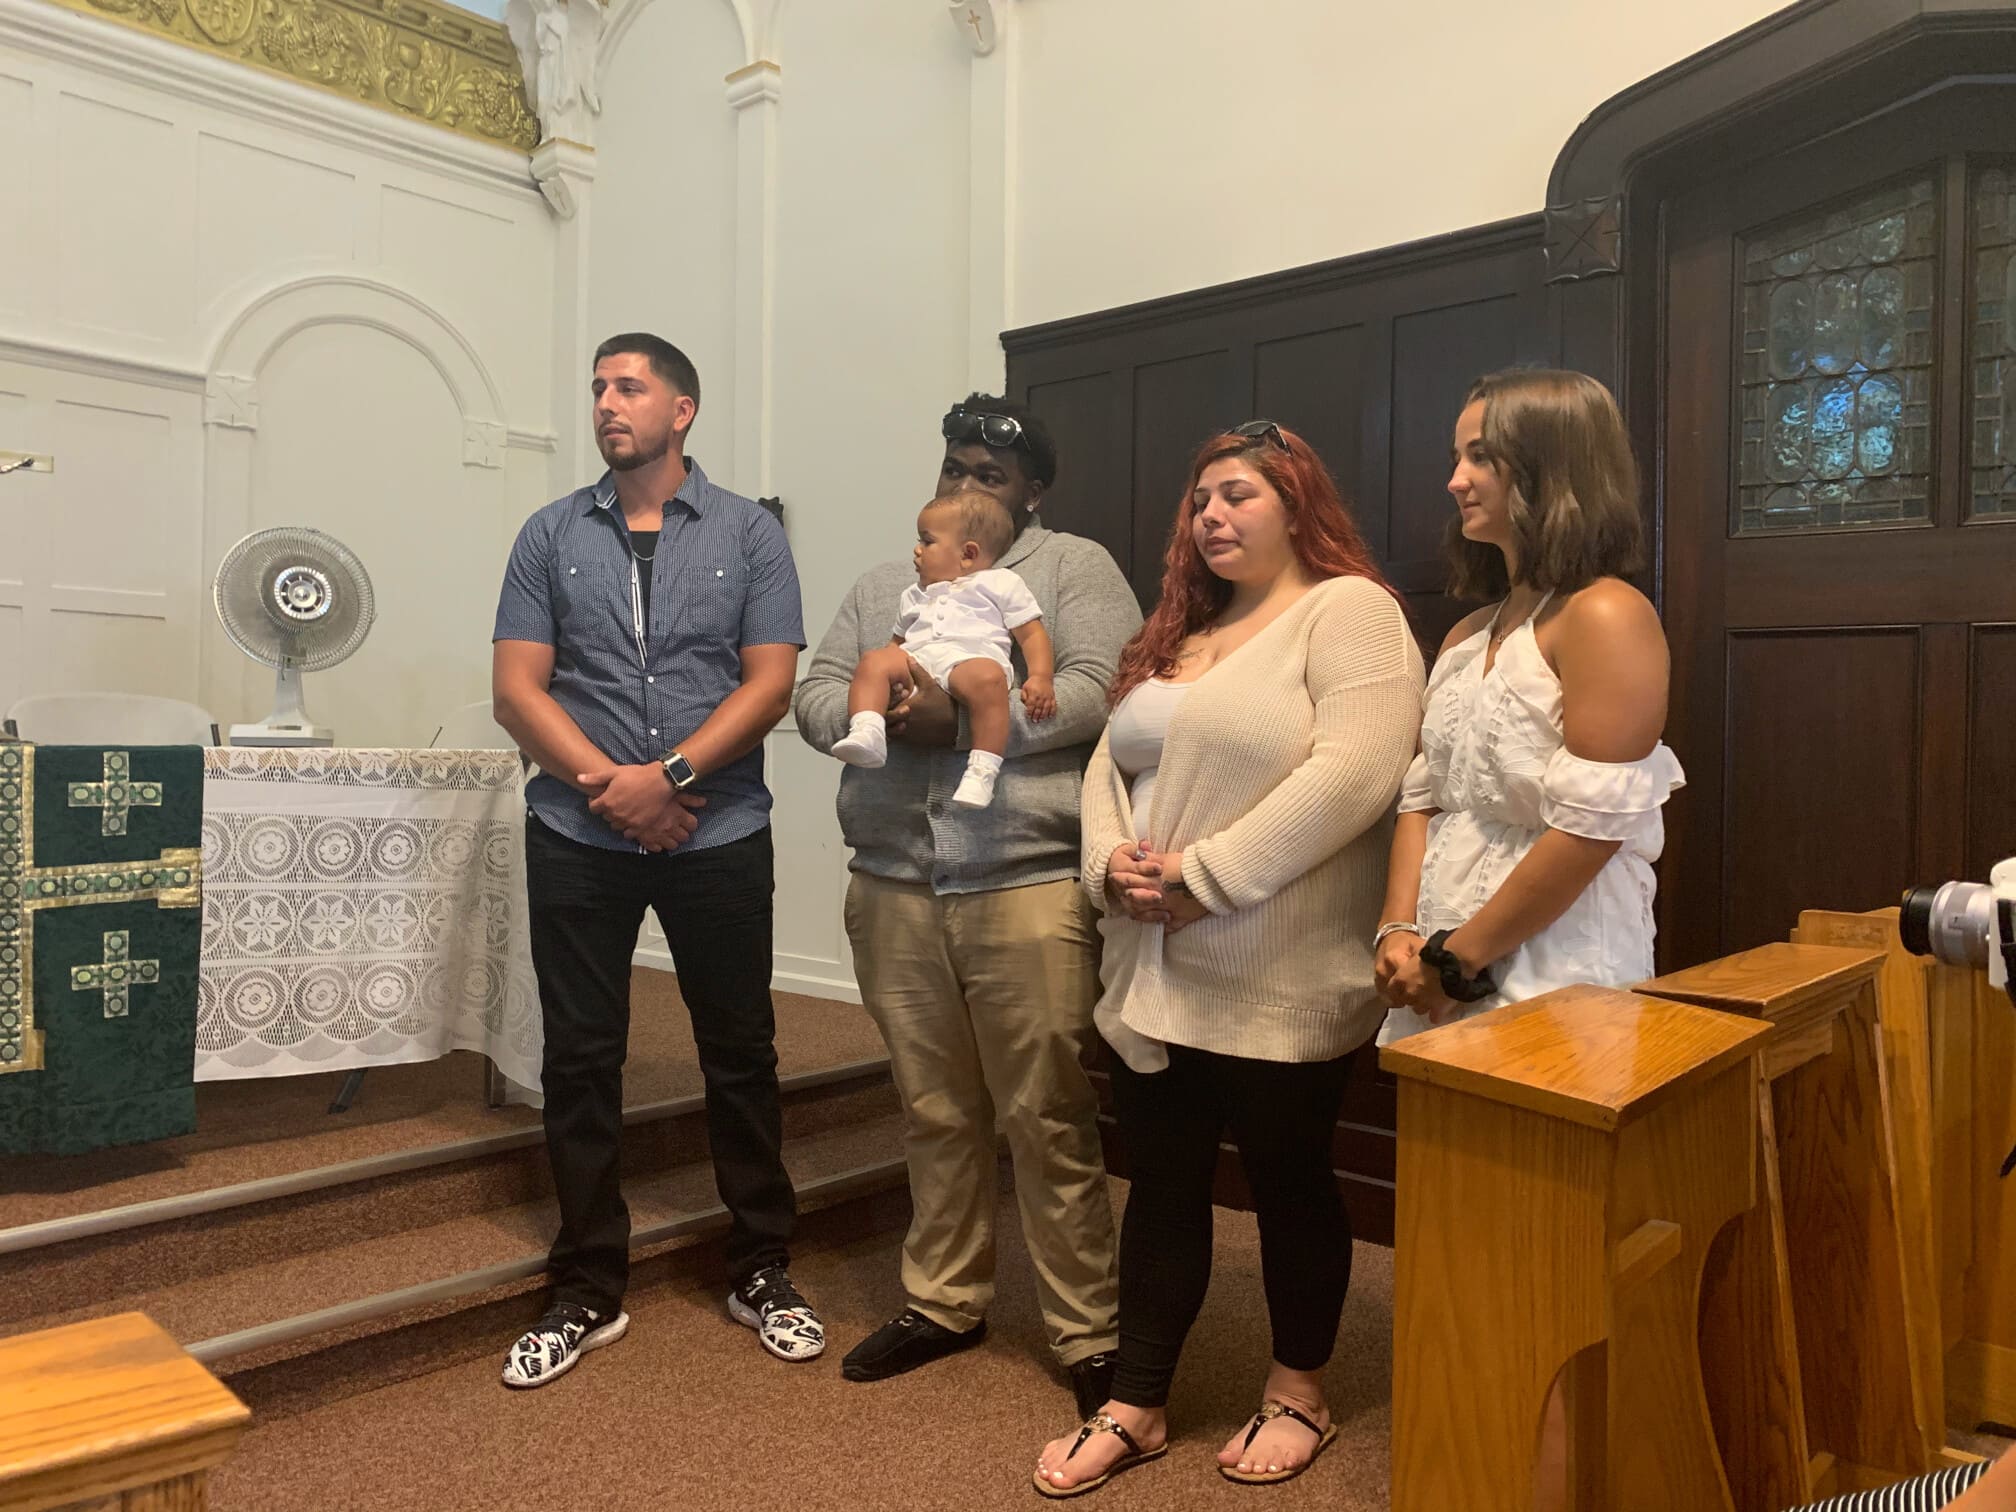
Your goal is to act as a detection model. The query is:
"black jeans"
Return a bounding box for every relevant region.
[525,816,794,1314]
[1107,1042,1359,1408]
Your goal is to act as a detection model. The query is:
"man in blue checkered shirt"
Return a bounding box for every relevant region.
[491,333,823,1387]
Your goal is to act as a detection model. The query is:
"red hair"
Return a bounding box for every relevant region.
[1109,427,1400,707]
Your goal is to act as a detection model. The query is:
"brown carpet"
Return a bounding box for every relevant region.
[2,981,884,1228]
[11,1101,905,1350]
[210,1179,1396,1512]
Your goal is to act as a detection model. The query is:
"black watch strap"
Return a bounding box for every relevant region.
[1421,929,1498,1004]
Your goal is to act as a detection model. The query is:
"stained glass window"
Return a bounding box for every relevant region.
[1735,177,1937,534]
[1971,166,2016,521]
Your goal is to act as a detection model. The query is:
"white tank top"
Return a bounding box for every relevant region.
[1107,678,1193,842]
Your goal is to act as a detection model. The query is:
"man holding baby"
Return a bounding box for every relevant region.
[794,395,1139,1413]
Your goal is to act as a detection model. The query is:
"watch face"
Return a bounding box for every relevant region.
[663,754,695,788]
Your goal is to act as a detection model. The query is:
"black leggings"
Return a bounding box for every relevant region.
[1107,1041,1359,1408]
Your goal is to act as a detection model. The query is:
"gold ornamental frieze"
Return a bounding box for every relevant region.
[42,0,539,152]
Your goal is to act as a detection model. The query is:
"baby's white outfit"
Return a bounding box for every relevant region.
[830,567,1044,808]
[894,569,1042,686]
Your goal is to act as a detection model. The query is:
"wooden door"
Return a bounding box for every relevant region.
[1661,88,2016,969]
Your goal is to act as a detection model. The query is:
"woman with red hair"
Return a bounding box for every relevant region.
[1033,422,1421,1498]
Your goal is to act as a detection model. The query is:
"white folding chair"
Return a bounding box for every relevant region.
[4,692,220,746]
[428,699,519,750]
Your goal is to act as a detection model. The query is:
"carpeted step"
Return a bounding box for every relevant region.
[0,984,888,1232]
[16,1107,906,1354]
[0,1062,896,1334]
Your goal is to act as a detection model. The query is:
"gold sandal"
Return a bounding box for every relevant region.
[1219,1400,1338,1485]
[1033,1412,1168,1499]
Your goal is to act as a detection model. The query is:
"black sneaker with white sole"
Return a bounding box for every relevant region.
[501,1302,629,1389]
[728,1264,827,1361]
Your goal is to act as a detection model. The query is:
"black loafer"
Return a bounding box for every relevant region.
[1069,1351,1117,1418]
[841,1308,986,1382]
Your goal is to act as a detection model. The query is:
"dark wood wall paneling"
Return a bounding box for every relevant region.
[1008,218,1549,655]
[1007,222,1550,1246]
[1971,625,2016,882]
[1721,629,1923,947]
[997,0,2016,1250]
[1652,86,2016,963]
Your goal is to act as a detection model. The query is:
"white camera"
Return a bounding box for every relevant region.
[1902,856,2016,1001]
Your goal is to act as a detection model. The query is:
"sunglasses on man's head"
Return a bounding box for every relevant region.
[942,408,1029,452]
[1229,419,1292,454]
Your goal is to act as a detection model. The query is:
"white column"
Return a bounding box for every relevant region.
[199,380,259,722]
[532,138,597,493]
[725,59,781,500]
[965,1,1018,395]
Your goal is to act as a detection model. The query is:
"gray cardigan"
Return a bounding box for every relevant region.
[794,523,1141,895]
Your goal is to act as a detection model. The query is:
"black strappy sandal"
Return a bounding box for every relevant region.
[1032,1412,1169,1499]
[1219,1400,1339,1485]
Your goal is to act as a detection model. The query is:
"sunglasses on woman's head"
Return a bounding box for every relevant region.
[1229,419,1292,454]
[942,408,1029,452]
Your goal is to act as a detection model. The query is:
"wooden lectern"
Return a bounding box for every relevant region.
[0,1312,249,1512]
[1638,942,1939,1505]
[1384,984,1769,1512]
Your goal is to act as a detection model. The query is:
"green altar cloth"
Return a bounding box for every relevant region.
[0,743,204,1156]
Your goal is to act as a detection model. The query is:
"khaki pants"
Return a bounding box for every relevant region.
[844,873,1119,1365]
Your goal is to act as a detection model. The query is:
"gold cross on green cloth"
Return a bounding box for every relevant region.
[67,752,163,837]
[0,745,199,1074]
[70,929,160,1019]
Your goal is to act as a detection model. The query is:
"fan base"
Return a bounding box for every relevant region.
[228,721,333,748]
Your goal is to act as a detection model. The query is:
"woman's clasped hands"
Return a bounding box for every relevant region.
[1372,928,1457,1023]
[1107,844,1209,932]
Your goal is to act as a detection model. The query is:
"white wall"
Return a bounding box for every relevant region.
[1,0,1816,1000]
[589,0,743,475]
[1009,0,1792,327]
[0,0,559,746]
[762,3,976,1000]
[591,0,977,1000]
[769,5,976,640]
[586,0,1809,1001]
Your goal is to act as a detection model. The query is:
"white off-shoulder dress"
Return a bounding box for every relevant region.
[1376,596,1686,1045]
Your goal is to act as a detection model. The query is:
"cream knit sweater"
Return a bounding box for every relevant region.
[1082,574,1425,1066]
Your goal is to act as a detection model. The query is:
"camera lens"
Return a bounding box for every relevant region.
[1899,880,1993,967]
[1899,887,1939,957]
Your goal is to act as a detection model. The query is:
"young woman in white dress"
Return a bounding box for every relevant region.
[1374,368,1683,1037]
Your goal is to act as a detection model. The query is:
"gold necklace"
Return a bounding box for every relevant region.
[1491,592,1540,646]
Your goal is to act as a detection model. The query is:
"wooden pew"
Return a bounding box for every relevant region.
[1952,954,2016,1430]
[1793,909,2016,1436]
[1638,943,1941,1504]
[1384,984,1769,1512]
[1792,909,1948,1436]
[0,1312,248,1512]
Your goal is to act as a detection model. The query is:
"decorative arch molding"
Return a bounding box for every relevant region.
[1542,0,2016,390]
[599,0,785,89]
[1550,0,2016,215]
[205,274,511,469]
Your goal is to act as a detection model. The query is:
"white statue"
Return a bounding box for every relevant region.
[504,0,603,145]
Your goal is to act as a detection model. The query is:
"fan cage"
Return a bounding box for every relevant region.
[213,527,377,673]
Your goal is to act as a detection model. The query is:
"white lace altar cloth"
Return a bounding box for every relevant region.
[195,748,541,1097]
